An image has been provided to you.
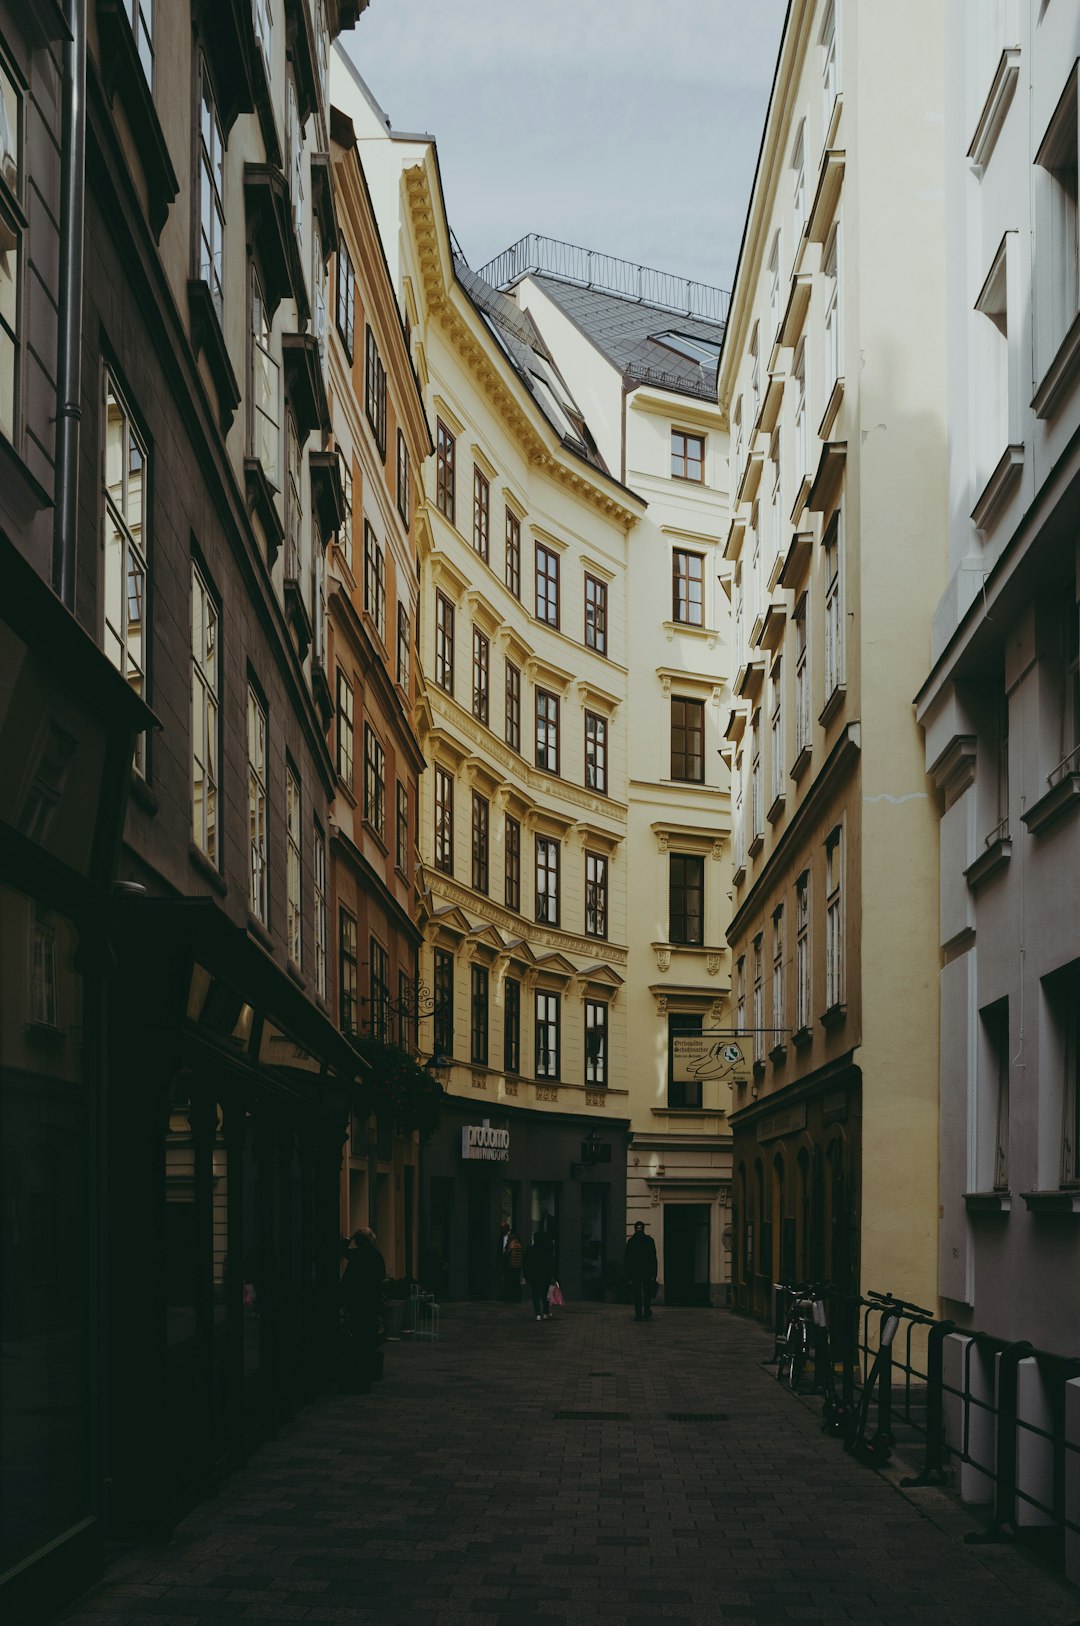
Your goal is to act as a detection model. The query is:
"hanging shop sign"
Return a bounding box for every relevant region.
[671,1031,755,1088]
[461,1119,510,1162]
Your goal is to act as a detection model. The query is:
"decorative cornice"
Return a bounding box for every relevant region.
[423,870,628,967]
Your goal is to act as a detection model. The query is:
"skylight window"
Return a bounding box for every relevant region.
[653,329,723,366]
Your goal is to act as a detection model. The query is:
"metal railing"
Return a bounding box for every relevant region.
[775,1286,1080,1565]
[476,233,730,326]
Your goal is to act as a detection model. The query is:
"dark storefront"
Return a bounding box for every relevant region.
[104,897,363,1540]
[422,1097,629,1304]
[729,1059,861,1323]
[0,539,152,1622]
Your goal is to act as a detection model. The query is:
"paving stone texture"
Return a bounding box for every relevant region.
[61,1303,1080,1626]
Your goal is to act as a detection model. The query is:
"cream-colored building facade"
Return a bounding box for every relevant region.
[718,0,946,1320]
[333,52,647,1302]
[481,249,734,1304]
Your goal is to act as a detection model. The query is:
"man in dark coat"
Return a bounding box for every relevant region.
[340,1227,386,1388]
[623,1220,658,1322]
[522,1232,554,1321]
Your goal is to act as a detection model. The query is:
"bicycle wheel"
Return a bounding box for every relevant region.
[787,1324,807,1391]
[776,1318,798,1384]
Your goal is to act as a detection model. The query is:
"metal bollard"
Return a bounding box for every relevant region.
[965,1339,1035,1544]
[902,1318,956,1486]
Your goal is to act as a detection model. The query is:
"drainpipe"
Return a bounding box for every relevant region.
[52,0,87,612]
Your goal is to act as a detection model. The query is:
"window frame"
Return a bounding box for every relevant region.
[472,465,490,561]
[369,937,390,1041]
[397,602,411,692]
[584,572,607,655]
[670,696,705,783]
[504,977,521,1074]
[585,999,608,1087]
[339,906,358,1035]
[471,789,490,895]
[363,721,385,838]
[825,825,844,1010]
[672,549,705,626]
[433,763,454,876]
[396,428,410,527]
[505,660,521,752]
[504,813,521,912]
[247,682,269,923]
[363,520,386,641]
[433,947,454,1058]
[313,821,327,998]
[671,428,705,482]
[286,760,302,965]
[396,779,409,875]
[335,667,354,787]
[470,964,489,1066]
[336,238,356,359]
[795,869,810,1031]
[505,506,521,597]
[535,541,560,628]
[102,369,150,774]
[585,850,608,940]
[191,560,221,866]
[669,852,705,946]
[535,834,560,927]
[197,55,226,321]
[535,686,560,776]
[584,709,607,795]
[436,418,456,524]
[535,989,560,1081]
[364,324,387,459]
[472,626,490,725]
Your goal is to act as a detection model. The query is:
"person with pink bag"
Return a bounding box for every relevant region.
[523,1232,554,1321]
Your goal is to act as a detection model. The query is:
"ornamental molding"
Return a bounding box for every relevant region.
[426,872,629,967]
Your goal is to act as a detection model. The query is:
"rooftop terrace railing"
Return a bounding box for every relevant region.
[476,233,730,327]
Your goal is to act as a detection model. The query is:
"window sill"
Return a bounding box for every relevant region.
[362,817,388,856]
[244,457,284,567]
[1022,771,1080,837]
[283,574,313,660]
[129,770,159,816]
[189,842,227,897]
[818,375,844,441]
[768,1042,787,1064]
[732,863,746,887]
[971,444,1023,531]
[964,834,1011,891]
[23,1019,67,1050]
[790,744,813,784]
[663,620,720,643]
[247,913,274,953]
[286,959,306,990]
[188,279,241,434]
[336,776,357,809]
[752,1059,767,1080]
[0,428,53,527]
[967,47,1019,168]
[96,0,180,238]
[963,1190,1011,1214]
[1033,306,1080,420]
[791,1023,813,1050]
[1020,1189,1080,1216]
[818,684,846,729]
[819,1001,847,1030]
[748,831,764,858]
[767,793,786,825]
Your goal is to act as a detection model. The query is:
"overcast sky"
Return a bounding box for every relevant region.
[345,1,787,293]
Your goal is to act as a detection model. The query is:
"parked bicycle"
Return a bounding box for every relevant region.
[772,1280,852,1432]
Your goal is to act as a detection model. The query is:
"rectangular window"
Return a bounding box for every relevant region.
[979,998,1010,1193]
[792,120,806,240]
[249,267,280,484]
[436,418,456,523]
[1056,596,1080,782]
[433,948,454,1058]
[823,227,841,394]
[313,823,327,998]
[339,908,358,1034]
[247,685,268,922]
[821,0,837,125]
[363,723,385,837]
[793,339,807,484]
[671,697,705,782]
[669,1012,704,1109]
[767,231,782,343]
[396,429,410,527]
[191,562,219,864]
[0,55,21,443]
[505,507,521,597]
[312,514,327,668]
[585,710,607,795]
[535,990,559,1079]
[472,466,490,561]
[751,730,763,844]
[770,659,783,806]
[795,870,810,1031]
[584,574,607,655]
[286,763,302,964]
[535,542,559,627]
[753,935,764,1062]
[1050,966,1080,1187]
[535,688,560,775]
[585,1000,607,1086]
[398,968,414,1050]
[336,238,355,358]
[1035,70,1080,378]
[285,412,302,579]
[397,603,411,692]
[197,60,225,319]
[364,521,386,640]
[370,938,390,1041]
[535,835,559,926]
[336,668,354,786]
[505,814,521,912]
[471,965,489,1066]
[472,628,490,725]
[505,660,521,751]
[671,429,705,482]
[286,70,303,244]
[673,550,704,626]
[337,456,353,569]
[823,513,843,703]
[771,906,784,1034]
[312,223,328,362]
[585,852,607,939]
[396,780,409,874]
[825,826,844,1010]
[504,977,521,1073]
[435,591,454,693]
[471,791,489,894]
[794,593,810,759]
[434,764,454,875]
[364,325,387,458]
[102,373,149,773]
[669,854,704,946]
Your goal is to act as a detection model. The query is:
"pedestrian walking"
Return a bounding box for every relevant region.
[623,1220,658,1322]
[503,1230,523,1302]
[523,1231,554,1321]
[340,1226,386,1389]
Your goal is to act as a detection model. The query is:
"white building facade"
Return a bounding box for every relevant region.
[916,0,1080,1354]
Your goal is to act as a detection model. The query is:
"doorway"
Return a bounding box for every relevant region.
[580,1185,608,1301]
[663,1203,710,1306]
[467,1178,493,1299]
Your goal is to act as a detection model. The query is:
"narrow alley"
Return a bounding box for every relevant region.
[60,1305,1080,1626]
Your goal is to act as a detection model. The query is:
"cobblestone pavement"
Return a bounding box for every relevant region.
[61,1303,1080,1626]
